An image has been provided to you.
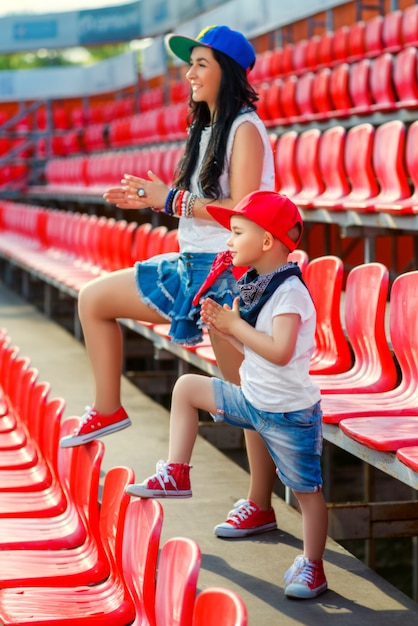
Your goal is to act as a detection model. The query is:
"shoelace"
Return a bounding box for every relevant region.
[228,500,257,523]
[74,406,96,434]
[150,460,177,490]
[284,556,314,585]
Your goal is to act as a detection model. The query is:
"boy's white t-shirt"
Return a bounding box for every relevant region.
[239,276,321,413]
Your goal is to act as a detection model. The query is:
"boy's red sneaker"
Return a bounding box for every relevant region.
[59,406,131,447]
[214,499,277,538]
[284,555,328,599]
[126,460,192,498]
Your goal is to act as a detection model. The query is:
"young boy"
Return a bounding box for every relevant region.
[127,190,328,599]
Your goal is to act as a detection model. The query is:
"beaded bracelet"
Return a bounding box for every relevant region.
[163,188,196,218]
[164,188,177,216]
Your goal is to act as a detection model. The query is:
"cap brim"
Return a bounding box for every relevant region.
[165,34,204,64]
[206,203,236,231]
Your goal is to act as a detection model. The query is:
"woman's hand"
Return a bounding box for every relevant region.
[103,170,170,211]
[103,186,137,209]
[123,170,170,211]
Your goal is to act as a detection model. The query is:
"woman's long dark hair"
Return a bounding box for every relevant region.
[173,49,259,199]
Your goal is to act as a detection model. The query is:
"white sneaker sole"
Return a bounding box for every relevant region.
[126,484,192,498]
[284,581,328,599]
[60,417,132,448]
[214,520,277,538]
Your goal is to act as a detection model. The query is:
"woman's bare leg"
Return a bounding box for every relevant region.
[78,268,167,413]
[210,331,276,511]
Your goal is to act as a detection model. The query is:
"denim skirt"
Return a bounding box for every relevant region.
[135,252,239,346]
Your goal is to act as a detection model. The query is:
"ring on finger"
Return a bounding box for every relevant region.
[137,187,146,198]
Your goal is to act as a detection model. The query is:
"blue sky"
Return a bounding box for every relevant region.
[0,0,132,17]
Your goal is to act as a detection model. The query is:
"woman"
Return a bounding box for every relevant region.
[60,24,277,541]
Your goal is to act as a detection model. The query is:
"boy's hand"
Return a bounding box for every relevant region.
[201,297,241,335]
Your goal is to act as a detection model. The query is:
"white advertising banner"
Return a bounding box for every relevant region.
[0,51,137,102]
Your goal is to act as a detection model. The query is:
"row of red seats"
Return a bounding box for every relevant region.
[251,6,418,84]
[274,119,418,214]
[258,45,418,127]
[34,101,188,159]
[35,41,418,158]
[41,118,418,217]
[43,143,184,191]
[0,202,179,292]
[0,330,247,624]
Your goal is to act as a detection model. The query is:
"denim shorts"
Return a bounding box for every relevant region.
[212,378,323,493]
[135,252,239,346]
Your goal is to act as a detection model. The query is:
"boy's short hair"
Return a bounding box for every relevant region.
[207,190,303,251]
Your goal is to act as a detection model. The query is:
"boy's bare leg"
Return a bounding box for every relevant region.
[210,331,276,511]
[293,490,328,561]
[168,374,218,463]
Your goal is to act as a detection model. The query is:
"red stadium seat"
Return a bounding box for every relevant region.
[331,123,378,210]
[193,587,248,626]
[316,31,334,68]
[289,128,324,208]
[321,270,418,423]
[397,446,418,472]
[305,35,321,70]
[375,120,418,214]
[305,255,352,375]
[348,58,374,115]
[122,498,163,626]
[401,4,418,47]
[0,466,136,625]
[280,43,295,76]
[346,20,367,62]
[381,9,403,53]
[287,249,309,273]
[274,130,301,197]
[393,46,418,110]
[333,25,350,64]
[364,14,384,58]
[311,262,397,394]
[279,75,299,120]
[311,67,334,119]
[292,39,309,75]
[329,63,354,117]
[311,125,350,209]
[264,78,285,124]
[155,537,201,626]
[369,53,397,112]
[341,120,410,212]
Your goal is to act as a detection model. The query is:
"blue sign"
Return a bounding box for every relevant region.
[13,20,57,41]
[77,1,141,45]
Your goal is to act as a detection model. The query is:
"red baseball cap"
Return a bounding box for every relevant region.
[207,190,303,251]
